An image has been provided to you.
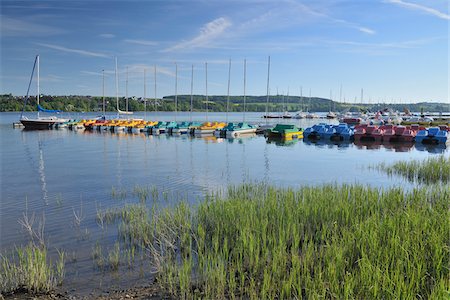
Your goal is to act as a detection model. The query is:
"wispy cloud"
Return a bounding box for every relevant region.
[81,71,104,76]
[36,43,109,58]
[293,1,377,34]
[99,33,115,38]
[1,15,65,37]
[124,39,158,46]
[164,17,232,52]
[386,0,450,20]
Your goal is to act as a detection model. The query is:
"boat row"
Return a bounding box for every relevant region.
[303,123,449,145]
[53,118,263,138]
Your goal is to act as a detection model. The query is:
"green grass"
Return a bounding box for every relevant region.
[147,183,449,299]
[0,244,65,294]
[378,155,450,184]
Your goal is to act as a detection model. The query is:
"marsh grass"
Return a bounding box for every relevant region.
[111,186,127,200]
[133,185,149,203]
[148,183,449,299]
[0,244,65,294]
[377,155,450,184]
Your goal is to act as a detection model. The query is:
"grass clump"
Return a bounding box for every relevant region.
[0,244,65,294]
[149,183,449,299]
[378,155,450,184]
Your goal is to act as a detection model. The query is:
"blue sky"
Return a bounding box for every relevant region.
[1,0,448,103]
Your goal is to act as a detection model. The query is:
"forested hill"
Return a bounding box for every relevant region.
[1,93,448,113]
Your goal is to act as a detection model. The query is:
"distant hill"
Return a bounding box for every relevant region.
[1,93,448,113]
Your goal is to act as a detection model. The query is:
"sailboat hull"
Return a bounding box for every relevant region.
[20,118,56,130]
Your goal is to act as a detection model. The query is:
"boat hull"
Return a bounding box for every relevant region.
[20,119,56,130]
[226,128,257,138]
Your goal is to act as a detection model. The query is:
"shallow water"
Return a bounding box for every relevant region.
[1,111,448,295]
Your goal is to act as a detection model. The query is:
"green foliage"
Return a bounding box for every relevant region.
[1,94,447,112]
[378,155,450,184]
[149,183,449,299]
[0,244,65,294]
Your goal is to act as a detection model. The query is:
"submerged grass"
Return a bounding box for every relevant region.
[148,183,449,299]
[0,244,65,294]
[378,154,450,184]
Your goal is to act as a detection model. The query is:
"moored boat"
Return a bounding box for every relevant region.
[215,122,257,138]
[194,121,226,135]
[265,124,303,139]
[354,124,383,142]
[415,127,448,145]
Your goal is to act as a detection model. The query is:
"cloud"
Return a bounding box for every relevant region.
[81,71,104,76]
[164,17,232,52]
[36,43,109,58]
[386,0,450,20]
[1,15,65,37]
[357,27,376,35]
[124,39,158,46]
[99,33,115,38]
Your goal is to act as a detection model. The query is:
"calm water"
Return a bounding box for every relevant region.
[1,111,448,295]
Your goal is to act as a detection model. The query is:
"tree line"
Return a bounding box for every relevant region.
[0,94,448,113]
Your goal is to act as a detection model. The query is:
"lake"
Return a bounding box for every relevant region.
[0,111,448,295]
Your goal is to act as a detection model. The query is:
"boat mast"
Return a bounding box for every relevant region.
[243,59,246,122]
[308,88,311,113]
[205,62,208,121]
[265,56,271,123]
[144,69,147,119]
[329,89,333,112]
[21,55,38,119]
[175,62,178,121]
[299,86,303,112]
[226,58,231,123]
[190,64,194,122]
[115,57,119,117]
[102,69,105,115]
[37,54,40,119]
[126,66,129,113]
[154,65,157,115]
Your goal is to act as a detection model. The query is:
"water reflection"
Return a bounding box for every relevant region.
[415,143,447,154]
[266,137,299,147]
[303,138,351,149]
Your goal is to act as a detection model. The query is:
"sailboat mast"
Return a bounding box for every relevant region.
[226,59,231,123]
[205,62,208,121]
[265,56,271,123]
[37,54,40,119]
[308,88,311,113]
[300,86,303,112]
[154,65,157,115]
[102,69,105,115]
[190,65,194,122]
[329,89,332,112]
[115,57,119,117]
[175,63,178,121]
[126,66,129,112]
[144,69,147,119]
[243,59,247,122]
[20,55,38,119]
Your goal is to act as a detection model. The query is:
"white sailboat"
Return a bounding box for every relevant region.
[20,55,67,129]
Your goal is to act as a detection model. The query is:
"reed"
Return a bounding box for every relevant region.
[111,186,127,200]
[149,183,449,299]
[0,244,65,294]
[133,185,149,203]
[377,155,450,184]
